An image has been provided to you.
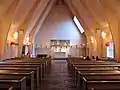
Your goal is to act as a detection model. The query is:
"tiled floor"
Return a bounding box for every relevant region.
[40,60,79,90]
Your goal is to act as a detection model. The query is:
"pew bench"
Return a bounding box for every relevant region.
[82,76,120,90]
[78,70,120,88]
[68,62,117,75]
[0,70,34,90]
[8,87,13,90]
[0,75,26,90]
[4,60,47,78]
[0,62,45,79]
[73,64,120,74]
[0,67,39,90]
[74,67,115,86]
[72,64,117,79]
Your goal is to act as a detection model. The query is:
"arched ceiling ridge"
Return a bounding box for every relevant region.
[26,0,51,36]
[98,0,119,36]
[71,0,98,55]
[81,0,113,44]
[80,0,101,26]
[7,0,38,40]
[17,0,47,56]
[65,0,92,35]
[0,0,19,21]
[98,0,120,60]
[71,0,97,36]
[30,0,57,42]
[64,0,91,43]
[104,0,120,44]
[18,0,41,33]
[81,0,109,30]
[105,0,120,20]
[103,0,120,35]
[80,0,105,44]
[0,0,14,21]
[29,0,54,42]
[0,0,20,41]
[71,0,104,56]
[85,0,106,21]
[0,0,20,60]
[95,0,115,40]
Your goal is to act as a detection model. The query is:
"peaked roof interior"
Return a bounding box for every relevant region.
[0,0,120,61]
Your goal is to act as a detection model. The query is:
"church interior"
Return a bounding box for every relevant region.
[0,0,120,90]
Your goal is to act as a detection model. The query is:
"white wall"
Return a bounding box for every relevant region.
[4,44,18,59]
[34,5,86,57]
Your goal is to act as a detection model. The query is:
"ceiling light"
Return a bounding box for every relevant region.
[13,32,18,40]
[101,31,106,39]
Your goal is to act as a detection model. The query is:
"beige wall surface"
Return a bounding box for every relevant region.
[34,5,86,57]
[35,5,86,46]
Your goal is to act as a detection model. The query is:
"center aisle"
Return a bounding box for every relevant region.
[40,60,79,90]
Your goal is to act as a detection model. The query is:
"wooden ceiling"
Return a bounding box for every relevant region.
[0,0,120,60]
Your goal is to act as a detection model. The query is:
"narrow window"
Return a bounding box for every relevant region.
[73,16,84,33]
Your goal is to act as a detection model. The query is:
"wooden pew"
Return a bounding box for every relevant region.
[6,58,50,72]
[0,62,45,79]
[78,70,120,88]
[68,57,120,90]
[72,64,118,79]
[0,70,34,90]
[74,67,115,86]
[0,75,26,90]
[82,76,120,90]
[15,62,46,77]
[73,64,120,74]
[1,59,48,87]
[5,59,47,78]
[3,58,50,88]
[68,60,116,74]
[0,64,41,77]
[8,87,13,90]
[74,64,116,72]
[67,58,117,69]
[74,64,120,68]
[67,58,119,76]
[0,67,39,90]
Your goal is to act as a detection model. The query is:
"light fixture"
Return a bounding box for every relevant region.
[101,31,106,39]
[109,34,112,39]
[73,16,84,33]
[13,32,18,40]
[26,37,29,43]
[19,29,24,34]
[24,36,31,45]
[96,28,101,34]
[91,36,94,43]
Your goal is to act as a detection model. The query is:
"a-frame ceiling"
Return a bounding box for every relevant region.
[0,0,120,60]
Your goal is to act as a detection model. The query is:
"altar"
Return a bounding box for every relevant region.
[53,52,66,58]
[50,40,70,58]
